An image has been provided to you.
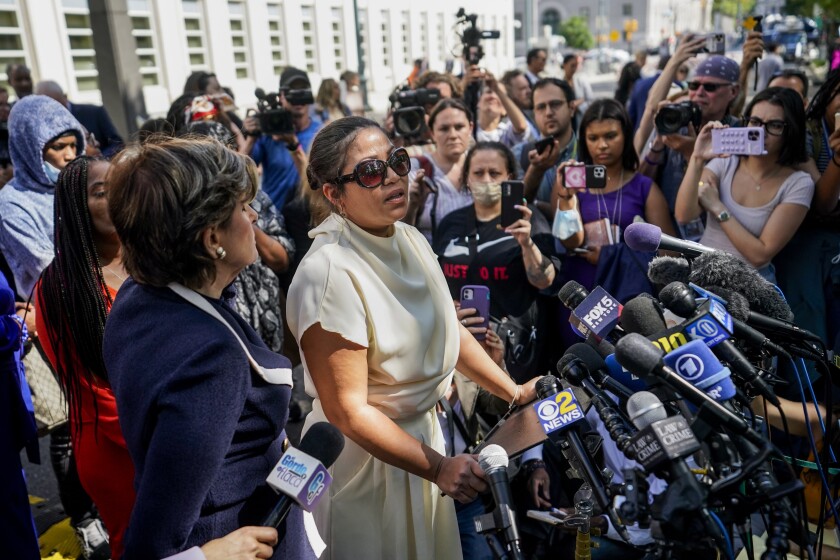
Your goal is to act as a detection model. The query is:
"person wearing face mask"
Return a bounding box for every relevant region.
[0,96,115,559]
[433,141,559,381]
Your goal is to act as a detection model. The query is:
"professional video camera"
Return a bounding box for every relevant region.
[455,8,500,66]
[246,87,315,137]
[655,101,702,135]
[388,86,441,139]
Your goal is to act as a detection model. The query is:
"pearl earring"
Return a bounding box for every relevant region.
[216,246,227,259]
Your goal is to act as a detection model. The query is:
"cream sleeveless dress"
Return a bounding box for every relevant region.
[287,214,463,560]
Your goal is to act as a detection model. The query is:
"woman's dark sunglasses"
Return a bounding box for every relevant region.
[331,148,412,189]
[687,81,732,93]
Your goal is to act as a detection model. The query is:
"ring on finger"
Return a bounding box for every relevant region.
[461,319,467,326]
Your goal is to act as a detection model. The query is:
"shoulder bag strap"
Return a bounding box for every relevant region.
[168,283,292,386]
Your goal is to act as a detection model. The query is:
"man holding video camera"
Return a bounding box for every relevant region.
[242,67,322,212]
[637,35,742,233]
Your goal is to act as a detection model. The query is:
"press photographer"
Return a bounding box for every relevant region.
[388,85,441,146]
[242,67,322,212]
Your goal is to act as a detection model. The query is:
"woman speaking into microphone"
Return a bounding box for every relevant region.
[287,116,538,560]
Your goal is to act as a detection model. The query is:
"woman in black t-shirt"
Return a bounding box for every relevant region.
[433,141,560,381]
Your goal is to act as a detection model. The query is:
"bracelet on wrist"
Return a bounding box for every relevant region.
[649,144,665,154]
[643,156,661,166]
[522,459,546,478]
[508,384,522,412]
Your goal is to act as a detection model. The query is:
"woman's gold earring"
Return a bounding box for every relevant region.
[216,246,227,259]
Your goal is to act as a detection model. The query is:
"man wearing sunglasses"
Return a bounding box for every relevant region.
[640,45,743,231]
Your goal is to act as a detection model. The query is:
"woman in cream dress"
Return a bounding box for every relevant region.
[287,117,538,560]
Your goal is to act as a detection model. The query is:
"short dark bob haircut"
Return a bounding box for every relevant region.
[107,135,258,290]
[577,98,639,171]
[745,86,807,166]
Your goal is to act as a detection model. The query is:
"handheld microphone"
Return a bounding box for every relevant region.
[262,422,345,528]
[534,375,631,541]
[571,286,624,341]
[614,334,765,447]
[254,87,267,100]
[658,282,780,406]
[559,280,591,339]
[625,222,715,258]
[475,445,524,560]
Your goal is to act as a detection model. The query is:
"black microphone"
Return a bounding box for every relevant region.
[262,422,345,528]
[658,282,780,405]
[688,251,794,321]
[614,334,765,447]
[475,444,524,560]
[535,375,631,541]
[618,295,667,337]
[564,343,634,404]
[625,222,715,258]
[254,87,267,100]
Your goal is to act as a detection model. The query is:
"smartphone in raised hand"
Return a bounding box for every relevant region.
[460,285,490,340]
[500,180,525,228]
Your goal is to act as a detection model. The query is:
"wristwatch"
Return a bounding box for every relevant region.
[715,209,731,223]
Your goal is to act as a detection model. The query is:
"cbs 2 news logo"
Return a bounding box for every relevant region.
[534,389,583,434]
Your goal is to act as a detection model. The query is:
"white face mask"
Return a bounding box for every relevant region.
[43,161,61,184]
[552,197,582,240]
[470,182,502,206]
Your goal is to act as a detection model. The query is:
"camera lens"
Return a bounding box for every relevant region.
[655,106,687,135]
[394,107,425,137]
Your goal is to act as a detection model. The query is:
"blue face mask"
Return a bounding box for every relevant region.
[43,161,61,184]
[552,197,582,240]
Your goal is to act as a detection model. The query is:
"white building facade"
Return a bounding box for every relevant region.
[5,0,515,117]
[514,0,711,56]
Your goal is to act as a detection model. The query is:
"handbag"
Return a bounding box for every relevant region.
[24,339,68,436]
[494,305,540,380]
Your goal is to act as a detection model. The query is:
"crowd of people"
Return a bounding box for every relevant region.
[2,27,840,560]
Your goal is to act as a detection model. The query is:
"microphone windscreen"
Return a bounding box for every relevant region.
[658,282,697,318]
[536,375,559,399]
[566,342,607,374]
[299,422,345,468]
[254,87,266,99]
[556,353,578,376]
[478,444,509,472]
[619,296,667,336]
[647,256,691,289]
[626,391,668,429]
[624,222,662,252]
[689,252,793,321]
[615,333,664,377]
[558,280,588,309]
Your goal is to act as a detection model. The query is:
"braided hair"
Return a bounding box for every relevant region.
[39,156,112,435]
[806,68,840,123]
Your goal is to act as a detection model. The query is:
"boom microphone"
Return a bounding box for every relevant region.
[262,422,345,528]
[625,223,715,258]
[476,445,524,560]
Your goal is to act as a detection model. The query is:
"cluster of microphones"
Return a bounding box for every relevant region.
[464,223,835,560]
[258,223,834,560]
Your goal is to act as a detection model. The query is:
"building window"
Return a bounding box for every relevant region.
[61,0,98,92]
[0,0,25,85]
[228,1,250,79]
[541,8,561,36]
[437,13,445,59]
[266,2,285,76]
[401,10,410,64]
[622,3,633,16]
[128,0,160,87]
[419,13,427,59]
[358,8,369,74]
[182,0,209,71]
[331,7,345,72]
[300,5,317,73]
[381,10,390,67]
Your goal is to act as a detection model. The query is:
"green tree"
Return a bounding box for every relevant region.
[712,0,756,19]
[787,0,840,19]
[558,16,594,50]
